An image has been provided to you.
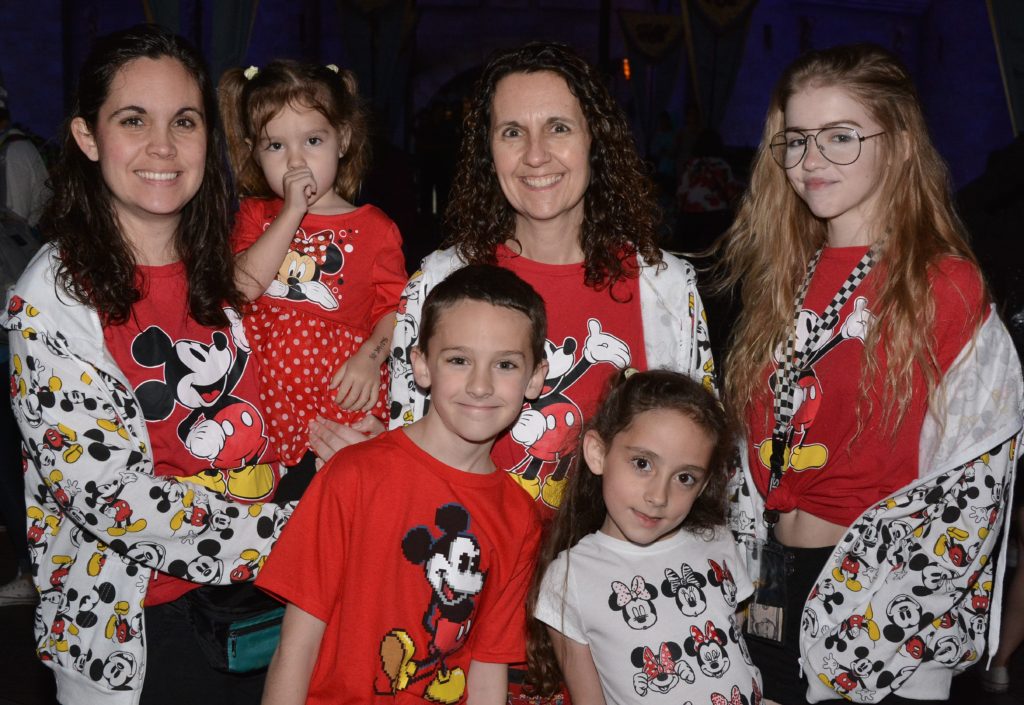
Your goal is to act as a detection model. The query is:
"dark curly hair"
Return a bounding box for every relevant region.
[524,369,733,694]
[219,60,370,202]
[444,41,662,289]
[40,24,240,326]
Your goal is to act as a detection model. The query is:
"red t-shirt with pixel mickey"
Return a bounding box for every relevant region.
[256,429,540,704]
[746,248,986,526]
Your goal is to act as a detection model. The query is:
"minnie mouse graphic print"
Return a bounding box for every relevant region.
[232,199,406,464]
[535,527,761,704]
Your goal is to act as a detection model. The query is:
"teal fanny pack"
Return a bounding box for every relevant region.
[186,584,284,673]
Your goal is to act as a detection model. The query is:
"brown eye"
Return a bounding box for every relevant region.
[631,457,651,472]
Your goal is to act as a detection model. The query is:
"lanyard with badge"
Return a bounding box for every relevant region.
[744,246,876,645]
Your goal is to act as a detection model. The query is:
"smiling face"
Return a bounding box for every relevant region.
[783,84,889,247]
[585,409,714,546]
[254,103,348,213]
[490,71,592,242]
[411,299,547,462]
[71,57,207,253]
[426,535,484,605]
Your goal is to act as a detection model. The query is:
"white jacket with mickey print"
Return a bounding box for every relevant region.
[729,308,1024,702]
[4,244,293,705]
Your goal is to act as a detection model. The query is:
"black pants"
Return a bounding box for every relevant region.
[140,594,268,705]
[140,452,314,704]
[746,542,948,705]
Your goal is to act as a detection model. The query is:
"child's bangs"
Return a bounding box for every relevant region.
[247,82,337,141]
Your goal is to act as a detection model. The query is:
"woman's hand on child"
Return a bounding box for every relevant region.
[281,166,317,214]
[308,415,385,465]
[329,349,382,412]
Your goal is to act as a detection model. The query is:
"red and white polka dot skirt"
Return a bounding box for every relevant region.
[244,304,388,466]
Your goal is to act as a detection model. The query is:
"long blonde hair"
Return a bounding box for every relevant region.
[718,44,984,427]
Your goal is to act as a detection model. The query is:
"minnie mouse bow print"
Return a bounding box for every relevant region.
[662,562,709,617]
[708,559,739,605]
[612,576,652,604]
[684,620,732,678]
[711,680,763,705]
[608,575,659,629]
[643,642,676,678]
[630,641,695,695]
[264,229,344,310]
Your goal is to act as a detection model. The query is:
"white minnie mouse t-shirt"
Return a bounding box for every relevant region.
[535,526,761,704]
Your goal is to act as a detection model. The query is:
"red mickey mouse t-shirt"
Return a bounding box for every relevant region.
[489,245,647,516]
[104,261,280,606]
[746,249,985,526]
[257,429,540,704]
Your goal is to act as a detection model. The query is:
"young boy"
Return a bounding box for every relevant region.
[257,264,549,705]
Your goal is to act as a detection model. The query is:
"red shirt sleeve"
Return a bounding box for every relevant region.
[255,461,349,622]
[930,256,988,372]
[467,500,541,664]
[369,217,407,326]
[231,198,275,253]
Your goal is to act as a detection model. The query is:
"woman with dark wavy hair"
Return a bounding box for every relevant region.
[388,42,713,514]
[444,42,663,291]
[4,25,294,705]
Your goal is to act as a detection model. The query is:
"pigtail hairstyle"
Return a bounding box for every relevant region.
[218,60,369,202]
[41,24,240,327]
[524,369,733,695]
[444,41,662,290]
[716,43,985,429]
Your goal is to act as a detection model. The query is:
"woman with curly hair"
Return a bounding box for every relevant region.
[386,42,714,517]
[4,25,295,705]
[721,44,1023,703]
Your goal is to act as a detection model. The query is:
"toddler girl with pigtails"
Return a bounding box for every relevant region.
[219,60,406,467]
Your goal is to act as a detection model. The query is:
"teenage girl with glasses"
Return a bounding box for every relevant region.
[718,43,1023,704]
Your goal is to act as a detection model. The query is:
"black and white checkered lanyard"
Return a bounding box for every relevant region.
[764,246,876,525]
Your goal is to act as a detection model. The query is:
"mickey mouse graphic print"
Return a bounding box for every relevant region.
[103,259,284,607]
[255,430,541,705]
[231,199,407,465]
[535,527,762,705]
[6,246,297,704]
[729,251,1024,701]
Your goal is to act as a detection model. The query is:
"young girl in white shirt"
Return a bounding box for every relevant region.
[530,369,761,704]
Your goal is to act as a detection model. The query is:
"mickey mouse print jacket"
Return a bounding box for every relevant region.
[729,309,1024,703]
[4,245,294,705]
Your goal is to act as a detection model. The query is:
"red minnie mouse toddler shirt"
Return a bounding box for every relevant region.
[232,198,407,465]
[104,261,281,606]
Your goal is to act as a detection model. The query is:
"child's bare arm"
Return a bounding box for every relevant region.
[330,312,395,412]
[236,166,316,301]
[261,603,326,705]
[547,627,607,705]
[466,660,508,705]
